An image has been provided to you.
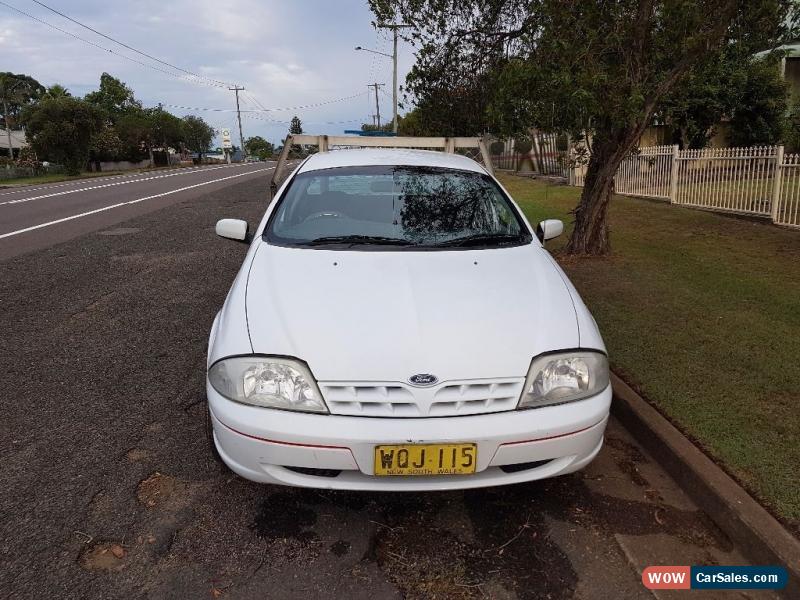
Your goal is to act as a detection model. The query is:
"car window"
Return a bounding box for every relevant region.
[265,165,531,250]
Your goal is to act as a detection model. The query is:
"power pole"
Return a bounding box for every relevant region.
[3,99,12,159]
[378,23,411,134]
[228,85,246,160]
[367,83,384,129]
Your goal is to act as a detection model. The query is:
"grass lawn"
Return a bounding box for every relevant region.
[498,173,800,533]
[0,170,130,186]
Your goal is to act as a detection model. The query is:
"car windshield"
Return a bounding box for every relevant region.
[264,165,531,249]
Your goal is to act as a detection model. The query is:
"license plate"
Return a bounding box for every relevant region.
[374,443,477,476]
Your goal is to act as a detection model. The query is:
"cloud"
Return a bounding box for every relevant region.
[0,0,416,143]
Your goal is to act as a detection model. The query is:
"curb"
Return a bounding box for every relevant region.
[610,373,800,596]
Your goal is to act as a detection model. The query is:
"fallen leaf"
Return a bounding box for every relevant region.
[211,588,223,598]
[110,544,125,559]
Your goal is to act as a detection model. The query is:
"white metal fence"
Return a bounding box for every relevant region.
[616,145,675,199]
[570,143,800,228]
[493,132,571,177]
[777,153,800,226]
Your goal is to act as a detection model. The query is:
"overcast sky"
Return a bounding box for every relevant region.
[0,0,415,145]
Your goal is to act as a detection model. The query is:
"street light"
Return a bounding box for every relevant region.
[355,23,411,134]
[354,46,392,58]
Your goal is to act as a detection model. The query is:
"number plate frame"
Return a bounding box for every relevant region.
[373,443,477,476]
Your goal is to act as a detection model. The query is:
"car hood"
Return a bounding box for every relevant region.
[245,243,579,381]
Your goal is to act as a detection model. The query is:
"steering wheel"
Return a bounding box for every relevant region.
[304,211,344,222]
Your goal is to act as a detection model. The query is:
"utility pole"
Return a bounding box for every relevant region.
[377,23,411,134]
[367,83,384,129]
[3,99,12,159]
[2,78,26,159]
[228,85,245,160]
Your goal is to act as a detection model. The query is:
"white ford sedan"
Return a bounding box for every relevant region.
[207,148,610,490]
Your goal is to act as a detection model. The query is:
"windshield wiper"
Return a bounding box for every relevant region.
[434,233,525,247]
[307,235,416,247]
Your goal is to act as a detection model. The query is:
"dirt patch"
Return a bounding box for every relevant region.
[137,472,179,508]
[605,436,649,487]
[375,520,485,600]
[78,541,127,572]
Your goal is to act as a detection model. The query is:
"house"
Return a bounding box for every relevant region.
[0,130,28,158]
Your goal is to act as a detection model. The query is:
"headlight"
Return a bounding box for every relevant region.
[518,351,609,409]
[208,356,327,413]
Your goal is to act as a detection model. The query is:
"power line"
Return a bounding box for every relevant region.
[28,0,233,88]
[158,103,363,127]
[0,0,224,89]
[159,91,369,115]
[245,91,371,113]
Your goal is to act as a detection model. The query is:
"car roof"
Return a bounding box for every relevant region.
[296,148,488,174]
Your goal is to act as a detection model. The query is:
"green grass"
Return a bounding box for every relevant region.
[499,174,800,532]
[0,170,128,186]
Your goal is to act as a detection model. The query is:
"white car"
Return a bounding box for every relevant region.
[207,148,610,490]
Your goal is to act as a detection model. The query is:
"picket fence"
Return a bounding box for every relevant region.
[495,132,571,177]
[571,144,800,228]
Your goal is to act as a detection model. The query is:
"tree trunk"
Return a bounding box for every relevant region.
[565,128,641,256]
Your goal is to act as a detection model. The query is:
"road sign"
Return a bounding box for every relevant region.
[222,129,232,149]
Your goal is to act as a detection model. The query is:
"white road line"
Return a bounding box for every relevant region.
[0,164,214,197]
[0,163,261,205]
[0,167,273,240]
[0,162,274,197]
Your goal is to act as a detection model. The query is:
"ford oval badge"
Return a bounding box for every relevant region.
[408,373,438,387]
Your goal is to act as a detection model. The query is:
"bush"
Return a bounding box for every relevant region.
[490,140,505,155]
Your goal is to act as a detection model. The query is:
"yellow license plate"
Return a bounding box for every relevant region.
[374,443,477,476]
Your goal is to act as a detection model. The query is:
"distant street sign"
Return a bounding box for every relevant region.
[222,129,232,149]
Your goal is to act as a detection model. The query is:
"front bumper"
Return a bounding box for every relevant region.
[207,383,611,491]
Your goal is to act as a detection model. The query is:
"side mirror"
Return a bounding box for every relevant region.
[215,218,251,243]
[536,219,564,243]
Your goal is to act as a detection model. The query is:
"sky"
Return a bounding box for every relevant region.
[0,0,416,145]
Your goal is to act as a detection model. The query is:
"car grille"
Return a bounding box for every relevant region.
[319,378,524,417]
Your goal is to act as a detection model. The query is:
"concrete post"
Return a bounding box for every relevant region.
[771,145,785,223]
[669,144,680,204]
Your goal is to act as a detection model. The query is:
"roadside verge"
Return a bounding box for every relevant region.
[611,373,800,595]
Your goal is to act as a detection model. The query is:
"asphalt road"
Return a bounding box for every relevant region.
[0,171,775,599]
[0,162,273,260]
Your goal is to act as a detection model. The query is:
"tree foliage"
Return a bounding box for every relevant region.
[728,56,789,147]
[23,97,104,174]
[660,52,788,148]
[17,71,218,172]
[85,73,141,123]
[182,115,215,158]
[0,72,44,129]
[244,135,275,159]
[370,0,795,255]
[42,84,71,100]
[289,115,303,135]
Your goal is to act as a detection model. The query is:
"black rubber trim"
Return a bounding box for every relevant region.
[499,459,553,473]
[284,466,342,478]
